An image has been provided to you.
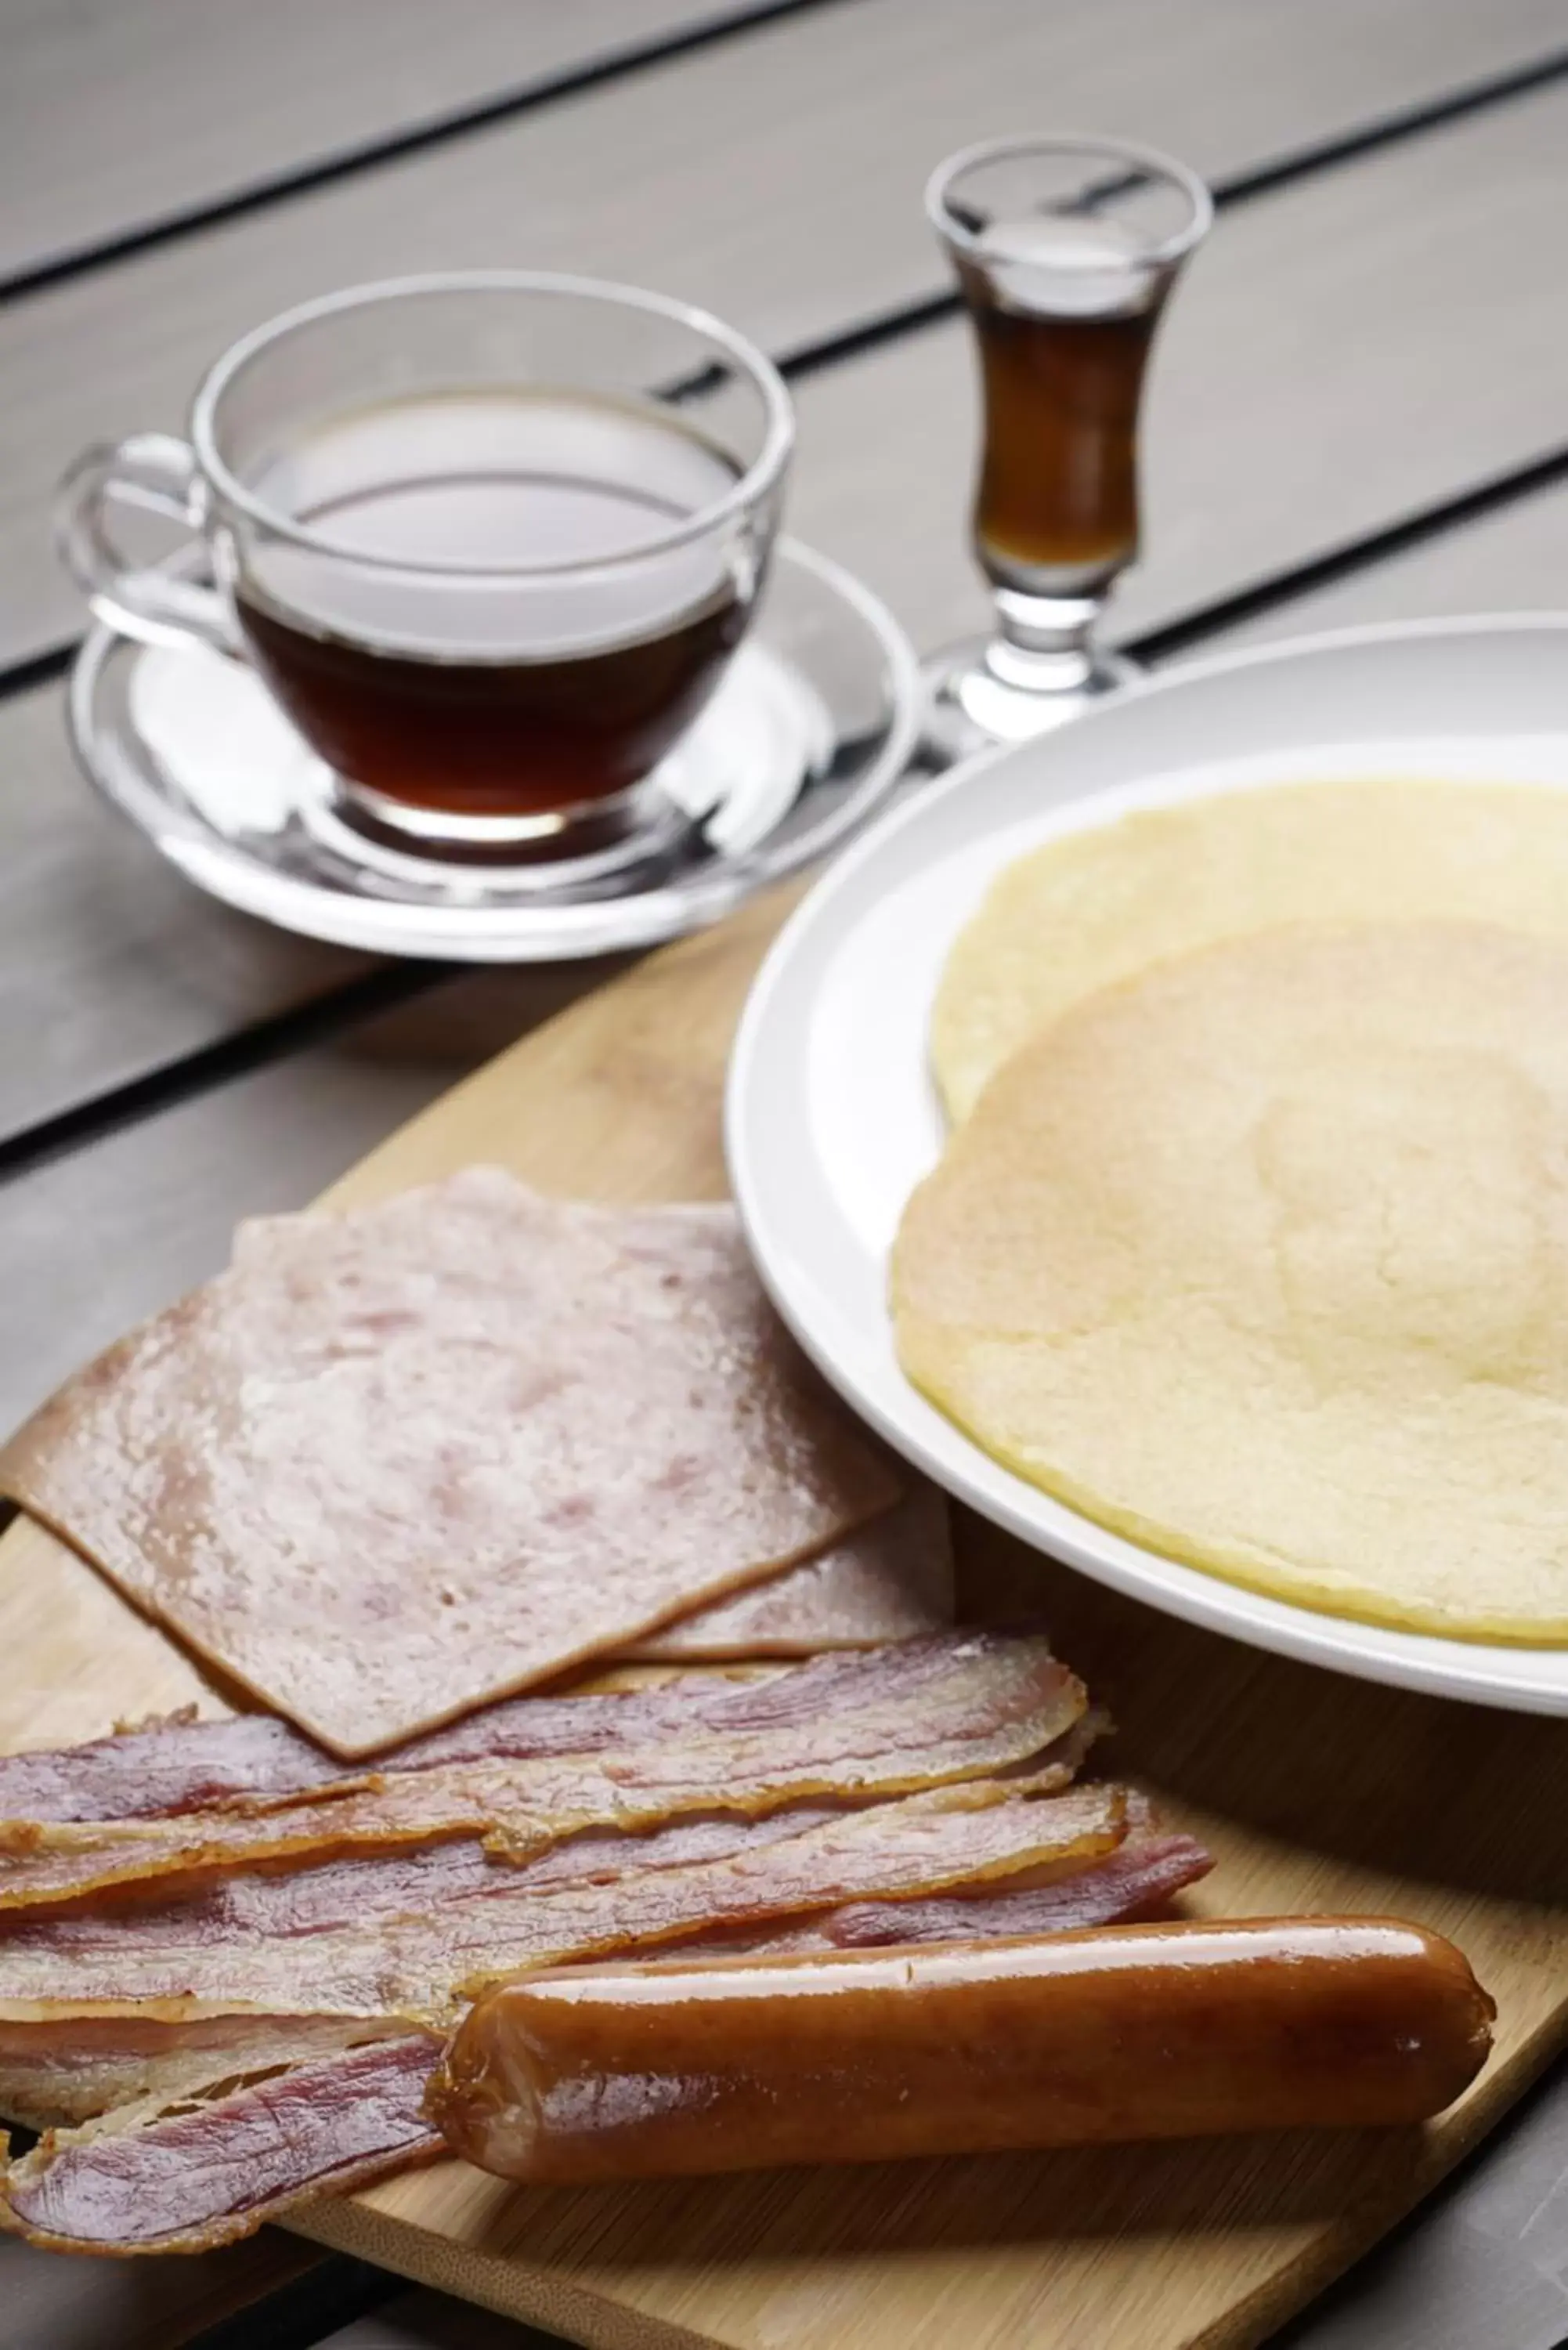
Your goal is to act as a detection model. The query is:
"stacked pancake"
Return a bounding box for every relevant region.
[0,1171,1209,2251]
[895,779,1568,1645]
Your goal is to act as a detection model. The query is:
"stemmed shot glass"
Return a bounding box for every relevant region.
[921,134,1212,765]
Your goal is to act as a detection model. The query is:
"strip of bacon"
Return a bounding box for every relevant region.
[0,2016,405,2132]
[0,1636,1082,1913]
[0,1806,852,1950]
[817,1831,1213,1947]
[0,1782,1125,2026]
[656,1828,1212,1958]
[0,1831,1187,2138]
[0,1634,995,1823]
[1,2037,444,2254]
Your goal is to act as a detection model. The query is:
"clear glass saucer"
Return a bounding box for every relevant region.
[68,539,920,961]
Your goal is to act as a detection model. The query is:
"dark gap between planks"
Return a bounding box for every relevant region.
[0,0,859,306]
[5,45,1568,1177]
[182,2254,405,2350]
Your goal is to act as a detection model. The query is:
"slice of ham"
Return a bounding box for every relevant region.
[0,1634,982,1827]
[1,2036,444,2254]
[0,1634,1083,1913]
[623,1481,953,1660]
[0,1812,1211,2254]
[0,1781,1128,2026]
[0,1172,900,1756]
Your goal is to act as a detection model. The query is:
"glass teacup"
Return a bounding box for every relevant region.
[57,272,794,859]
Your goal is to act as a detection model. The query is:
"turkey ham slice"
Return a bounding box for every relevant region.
[623,1480,953,1660]
[0,1172,899,1757]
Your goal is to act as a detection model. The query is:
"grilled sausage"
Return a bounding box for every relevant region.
[429,1917,1494,2183]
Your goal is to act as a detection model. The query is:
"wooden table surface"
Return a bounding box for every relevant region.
[2,2,1566,2343]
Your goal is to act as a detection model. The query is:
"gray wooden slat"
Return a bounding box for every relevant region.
[0,0,773,285]
[0,678,368,1138]
[1,0,1562,667]
[0,2225,324,2348]
[1198,484,1568,655]
[6,79,1568,1149]
[1274,2058,1568,2348]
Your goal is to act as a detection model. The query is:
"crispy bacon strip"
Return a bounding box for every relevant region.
[0,1632,1039,1828]
[0,1806,853,1951]
[0,1635,988,1824]
[0,1636,1082,1913]
[816,1831,1213,1947]
[0,1782,1126,2026]
[0,2016,403,2132]
[660,1828,1212,1958]
[0,2037,443,2254]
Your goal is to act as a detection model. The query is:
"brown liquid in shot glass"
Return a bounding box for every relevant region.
[234,390,747,819]
[958,216,1165,593]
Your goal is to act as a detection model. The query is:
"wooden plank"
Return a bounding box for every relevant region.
[7,79,1568,1150]
[0,873,1563,2350]
[0,0,780,287]
[0,2226,323,2349]
[2,0,1561,667]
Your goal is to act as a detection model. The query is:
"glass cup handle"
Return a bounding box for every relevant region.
[56,432,240,653]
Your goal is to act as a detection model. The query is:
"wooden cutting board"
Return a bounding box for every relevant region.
[2,880,1565,2350]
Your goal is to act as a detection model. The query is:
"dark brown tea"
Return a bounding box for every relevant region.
[959,215,1164,595]
[234,390,746,822]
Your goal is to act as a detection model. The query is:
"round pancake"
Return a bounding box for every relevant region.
[932,779,1568,1122]
[895,920,1568,1643]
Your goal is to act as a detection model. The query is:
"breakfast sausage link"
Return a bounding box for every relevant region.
[429,1916,1494,2183]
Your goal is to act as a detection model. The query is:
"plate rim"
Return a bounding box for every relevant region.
[67,535,923,964]
[727,611,1568,1716]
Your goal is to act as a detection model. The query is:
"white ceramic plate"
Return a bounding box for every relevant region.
[727,616,1568,1716]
